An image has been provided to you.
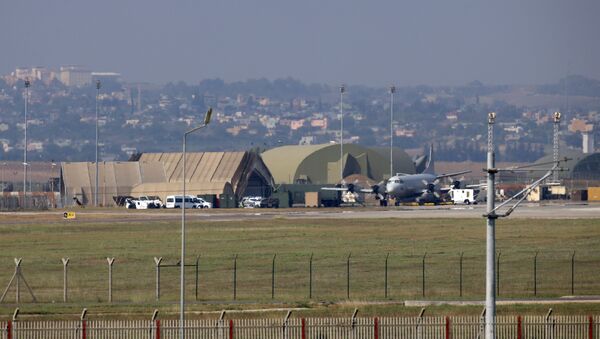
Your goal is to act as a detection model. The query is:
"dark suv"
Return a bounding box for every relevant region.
[259,197,279,208]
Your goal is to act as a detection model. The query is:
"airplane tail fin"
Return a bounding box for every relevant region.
[422,144,435,174]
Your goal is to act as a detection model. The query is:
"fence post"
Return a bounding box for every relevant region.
[571,251,576,295]
[422,252,427,298]
[233,254,237,300]
[589,315,593,339]
[459,252,463,298]
[107,257,115,303]
[416,308,425,339]
[229,319,234,339]
[6,320,11,339]
[301,318,306,339]
[545,308,554,339]
[62,257,70,303]
[533,251,538,296]
[151,310,159,339]
[347,253,351,299]
[445,316,451,339]
[282,310,291,339]
[15,259,21,303]
[195,255,200,301]
[272,254,276,300]
[517,315,522,339]
[374,317,379,339]
[154,257,162,301]
[80,308,87,339]
[217,311,226,339]
[309,253,313,299]
[384,253,389,299]
[351,308,358,338]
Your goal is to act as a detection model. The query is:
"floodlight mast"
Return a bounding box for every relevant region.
[390,85,395,179]
[552,112,561,182]
[23,79,30,209]
[180,108,212,339]
[485,112,497,339]
[95,80,101,207]
[339,85,345,182]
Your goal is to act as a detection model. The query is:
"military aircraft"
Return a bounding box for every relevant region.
[323,146,471,205]
[366,146,471,205]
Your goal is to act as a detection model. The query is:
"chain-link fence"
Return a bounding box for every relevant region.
[1,251,599,304]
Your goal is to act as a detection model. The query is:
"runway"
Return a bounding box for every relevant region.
[1,202,598,225]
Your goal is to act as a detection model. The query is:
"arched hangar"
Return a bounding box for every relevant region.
[261,143,416,185]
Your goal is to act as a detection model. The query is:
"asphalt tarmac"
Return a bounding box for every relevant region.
[2,202,598,224]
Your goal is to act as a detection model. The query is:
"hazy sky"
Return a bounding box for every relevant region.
[1,0,599,86]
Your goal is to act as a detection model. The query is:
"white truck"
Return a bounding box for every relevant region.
[448,188,478,205]
[125,196,163,209]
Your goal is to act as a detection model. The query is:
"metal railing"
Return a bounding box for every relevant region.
[1,315,598,339]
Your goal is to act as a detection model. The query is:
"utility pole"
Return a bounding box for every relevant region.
[95,80,101,207]
[339,84,345,182]
[389,85,395,178]
[23,79,30,209]
[485,112,497,339]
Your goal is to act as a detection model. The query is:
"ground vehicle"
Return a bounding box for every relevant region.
[138,196,163,208]
[240,196,262,208]
[259,197,279,208]
[193,196,212,208]
[165,195,203,209]
[448,188,478,205]
[125,196,163,209]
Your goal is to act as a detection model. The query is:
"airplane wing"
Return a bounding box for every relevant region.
[359,188,373,193]
[321,187,348,191]
[435,170,471,180]
[465,183,486,189]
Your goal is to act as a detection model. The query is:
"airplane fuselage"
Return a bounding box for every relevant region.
[386,173,440,202]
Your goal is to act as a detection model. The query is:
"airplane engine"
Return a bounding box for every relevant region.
[453,180,461,189]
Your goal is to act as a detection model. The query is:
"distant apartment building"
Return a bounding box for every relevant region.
[311,118,328,129]
[60,65,92,86]
[92,72,121,84]
[8,66,56,84]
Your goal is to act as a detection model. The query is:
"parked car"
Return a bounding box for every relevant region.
[193,196,212,208]
[240,196,262,208]
[259,197,279,208]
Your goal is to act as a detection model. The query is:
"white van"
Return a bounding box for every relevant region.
[165,195,202,209]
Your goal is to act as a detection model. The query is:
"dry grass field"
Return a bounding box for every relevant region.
[1,213,599,319]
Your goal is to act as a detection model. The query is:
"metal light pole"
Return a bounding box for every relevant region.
[23,79,30,209]
[180,108,212,339]
[1,162,6,192]
[552,112,561,183]
[50,160,55,192]
[95,80,101,207]
[485,112,497,339]
[339,84,345,182]
[389,85,395,178]
[51,161,58,208]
